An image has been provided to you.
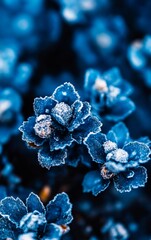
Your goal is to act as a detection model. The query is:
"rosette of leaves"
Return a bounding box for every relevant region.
[0,192,73,240]
[83,122,151,194]
[19,82,101,169]
[84,68,135,122]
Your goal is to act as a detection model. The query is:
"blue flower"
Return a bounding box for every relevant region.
[0,2,61,52]
[0,41,33,93]
[0,88,23,145]
[101,219,129,240]
[83,122,151,194]
[0,192,73,239]
[0,156,20,188]
[128,35,151,88]
[73,16,127,66]
[84,68,135,122]
[57,0,111,24]
[19,82,102,169]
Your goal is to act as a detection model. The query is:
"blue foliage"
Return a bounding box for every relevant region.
[0,192,73,239]
[83,122,151,194]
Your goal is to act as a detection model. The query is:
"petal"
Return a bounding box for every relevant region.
[49,129,74,151]
[46,192,73,225]
[82,171,110,196]
[33,97,57,116]
[105,161,126,174]
[19,116,45,147]
[52,82,80,105]
[123,142,151,163]
[84,69,100,93]
[73,116,102,144]
[0,114,23,144]
[84,132,107,163]
[68,101,91,131]
[107,122,130,148]
[115,79,133,96]
[19,211,46,233]
[0,217,16,239]
[106,97,135,122]
[0,187,7,201]
[137,136,151,146]
[113,167,147,193]
[42,223,63,240]
[38,146,67,169]
[103,67,121,85]
[0,197,27,226]
[26,193,45,214]
[18,232,37,240]
[65,143,81,167]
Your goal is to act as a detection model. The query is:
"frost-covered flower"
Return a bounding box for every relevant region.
[19,82,101,169]
[84,68,135,122]
[83,122,151,194]
[0,88,23,145]
[128,36,151,88]
[0,192,73,240]
[73,16,127,66]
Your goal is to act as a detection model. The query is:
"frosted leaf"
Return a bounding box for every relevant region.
[34,115,52,139]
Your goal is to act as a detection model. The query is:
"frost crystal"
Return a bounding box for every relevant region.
[93,78,108,92]
[51,102,73,126]
[34,115,52,139]
[20,211,46,233]
[108,86,121,101]
[103,140,117,154]
[106,149,129,163]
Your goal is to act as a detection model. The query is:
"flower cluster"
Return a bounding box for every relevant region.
[83,122,151,194]
[19,82,101,169]
[0,0,151,239]
[0,192,72,239]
